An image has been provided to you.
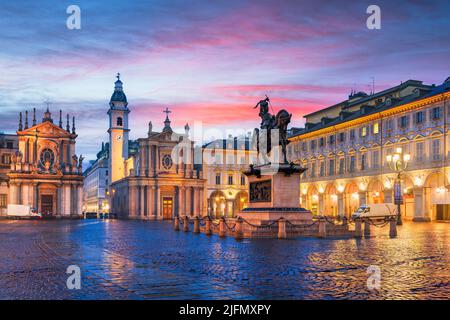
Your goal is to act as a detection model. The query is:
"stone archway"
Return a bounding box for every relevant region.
[367,178,384,204]
[324,183,338,216]
[344,182,359,217]
[424,171,449,221]
[234,191,248,214]
[209,191,226,219]
[307,185,319,215]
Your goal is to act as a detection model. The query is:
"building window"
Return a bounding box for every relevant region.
[339,132,345,143]
[328,159,335,176]
[361,154,366,170]
[338,158,345,174]
[116,117,123,126]
[432,107,442,120]
[361,127,367,137]
[215,173,221,185]
[319,137,325,147]
[311,163,316,178]
[328,135,335,145]
[240,175,246,186]
[319,162,325,177]
[415,111,424,124]
[386,119,393,131]
[350,129,355,140]
[432,139,441,161]
[301,142,306,151]
[400,115,409,129]
[0,194,6,208]
[349,156,355,172]
[310,140,316,150]
[2,154,11,165]
[416,142,424,162]
[228,175,233,185]
[6,141,13,149]
[372,150,379,169]
[373,123,379,134]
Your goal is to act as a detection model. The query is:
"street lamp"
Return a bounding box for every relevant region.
[386,147,410,225]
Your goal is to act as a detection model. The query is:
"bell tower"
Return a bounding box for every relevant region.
[108,73,130,184]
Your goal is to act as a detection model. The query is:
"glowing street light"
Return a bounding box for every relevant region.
[386,147,410,225]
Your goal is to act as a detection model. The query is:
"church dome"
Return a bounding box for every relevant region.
[110,73,128,105]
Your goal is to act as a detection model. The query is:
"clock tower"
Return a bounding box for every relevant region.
[108,73,130,184]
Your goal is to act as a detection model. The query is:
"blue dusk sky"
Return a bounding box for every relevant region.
[0,0,449,160]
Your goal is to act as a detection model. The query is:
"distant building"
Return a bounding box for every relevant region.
[289,78,450,221]
[83,143,109,215]
[202,136,255,218]
[0,134,18,215]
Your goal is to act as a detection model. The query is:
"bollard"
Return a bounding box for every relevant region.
[193,216,200,234]
[183,216,189,232]
[354,219,362,238]
[389,217,397,238]
[205,217,212,236]
[363,219,371,238]
[318,218,327,238]
[173,217,180,231]
[278,218,287,239]
[219,218,226,238]
[342,216,348,226]
[235,217,243,240]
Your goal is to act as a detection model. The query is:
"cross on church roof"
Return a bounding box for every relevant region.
[116,72,121,80]
[163,107,171,118]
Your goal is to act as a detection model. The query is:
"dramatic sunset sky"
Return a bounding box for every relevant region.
[1,0,449,160]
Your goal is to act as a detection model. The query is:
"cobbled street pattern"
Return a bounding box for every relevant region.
[0,219,448,299]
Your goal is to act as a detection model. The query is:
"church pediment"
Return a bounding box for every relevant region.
[19,121,74,138]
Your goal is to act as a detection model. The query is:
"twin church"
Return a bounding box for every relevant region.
[107,75,206,219]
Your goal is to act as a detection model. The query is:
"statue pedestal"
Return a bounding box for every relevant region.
[239,163,312,226]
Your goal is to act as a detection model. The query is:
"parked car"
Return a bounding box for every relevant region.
[352,203,397,220]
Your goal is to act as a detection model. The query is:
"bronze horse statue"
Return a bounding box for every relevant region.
[252,98,292,164]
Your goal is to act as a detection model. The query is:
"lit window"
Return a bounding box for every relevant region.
[373,123,379,134]
[361,127,367,137]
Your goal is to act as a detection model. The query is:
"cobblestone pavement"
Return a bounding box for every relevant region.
[0,219,448,300]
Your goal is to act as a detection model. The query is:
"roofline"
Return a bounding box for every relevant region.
[290,89,450,141]
[302,79,426,119]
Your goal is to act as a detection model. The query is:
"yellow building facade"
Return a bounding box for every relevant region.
[289,78,450,222]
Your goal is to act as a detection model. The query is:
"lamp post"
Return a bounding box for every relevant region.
[386,147,410,225]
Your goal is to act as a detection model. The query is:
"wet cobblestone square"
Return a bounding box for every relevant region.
[0,219,448,300]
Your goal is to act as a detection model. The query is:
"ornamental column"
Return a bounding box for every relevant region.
[186,187,192,216]
[140,186,145,218]
[413,187,430,222]
[318,194,324,215]
[77,185,83,216]
[156,186,161,219]
[178,186,185,217]
[338,193,344,217]
[129,185,137,218]
[383,189,393,204]
[358,191,367,206]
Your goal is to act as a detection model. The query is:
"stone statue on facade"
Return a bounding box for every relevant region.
[78,154,84,169]
[72,155,78,170]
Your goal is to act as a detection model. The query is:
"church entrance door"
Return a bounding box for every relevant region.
[41,195,53,216]
[162,197,173,220]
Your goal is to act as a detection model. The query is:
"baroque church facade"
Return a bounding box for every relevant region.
[5,108,84,217]
[108,75,206,219]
